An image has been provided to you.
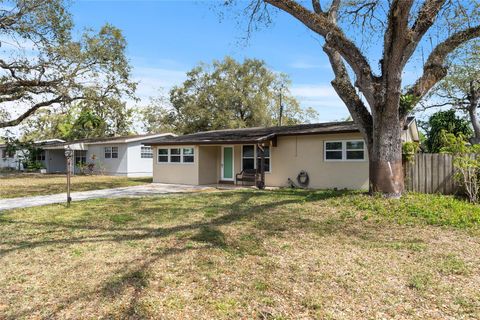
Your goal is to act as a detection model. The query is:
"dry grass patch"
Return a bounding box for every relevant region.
[0,189,479,319]
[0,174,151,198]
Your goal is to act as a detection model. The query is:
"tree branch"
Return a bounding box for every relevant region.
[264,0,376,101]
[323,44,373,140]
[402,0,447,66]
[408,25,480,112]
[411,0,447,43]
[311,0,322,14]
[382,0,414,75]
[328,0,341,18]
[0,96,67,128]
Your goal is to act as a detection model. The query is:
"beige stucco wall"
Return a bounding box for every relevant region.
[265,133,369,190]
[152,145,199,185]
[198,146,220,184]
[152,132,370,189]
[222,133,369,189]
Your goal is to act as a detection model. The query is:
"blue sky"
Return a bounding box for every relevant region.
[71,0,353,122]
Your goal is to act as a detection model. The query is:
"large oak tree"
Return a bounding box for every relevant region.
[227,0,480,197]
[0,0,135,129]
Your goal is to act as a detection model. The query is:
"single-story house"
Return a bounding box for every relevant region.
[35,133,174,177]
[144,118,419,189]
[0,139,65,171]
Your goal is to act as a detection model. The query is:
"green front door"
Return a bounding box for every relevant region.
[222,147,233,180]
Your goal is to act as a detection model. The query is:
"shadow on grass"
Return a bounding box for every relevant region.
[0,189,358,256]
[1,189,369,319]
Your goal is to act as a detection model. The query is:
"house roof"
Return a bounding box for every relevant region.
[41,133,175,149]
[145,117,417,146]
[0,139,65,148]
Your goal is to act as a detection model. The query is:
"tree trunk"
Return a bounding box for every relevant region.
[468,104,480,145]
[368,109,404,197]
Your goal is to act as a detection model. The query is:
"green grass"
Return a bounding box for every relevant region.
[408,272,433,291]
[331,191,480,228]
[0,174,152,198]
[0,189,479,319]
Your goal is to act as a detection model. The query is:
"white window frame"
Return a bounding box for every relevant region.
[182,147,195,163]
[104,146,119,159]
[157,148,169,163]
[35,150,46,161]
[1,149,14,159]
[140,146,153,159]
[156,147,195,164]
[169,148,182,163]
[75,150,87,165]
[241,145,271,173]
[324,140,366,162]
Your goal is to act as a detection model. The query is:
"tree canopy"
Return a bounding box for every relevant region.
[20,98,135,141]
[424,110,472,153]
[0,0,136,129]
[141,57,318,134]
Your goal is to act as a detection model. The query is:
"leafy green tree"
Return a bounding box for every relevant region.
[0,0,136,129]
[21,99,135,141]
[141,57,318,134]
[426,42,480,143]
[141,94,177,134]
[424,110,472,153]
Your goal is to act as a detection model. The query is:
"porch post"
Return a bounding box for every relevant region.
[256,143,265,190]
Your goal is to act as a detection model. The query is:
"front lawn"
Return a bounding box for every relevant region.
[0,190,479,319]
[0,174,152,199]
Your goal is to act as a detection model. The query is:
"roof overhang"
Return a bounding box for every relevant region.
[144,129,360,146]
[43,143,87,150]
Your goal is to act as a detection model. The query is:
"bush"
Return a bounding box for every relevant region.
[23,161,46,171]
[441,132,480,203]
[402,141,420,163]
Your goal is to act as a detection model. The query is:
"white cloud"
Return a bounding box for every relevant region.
[291,84,350,121]
[289,60,330,70]
[132,66,187,101]
[290,84,338,98]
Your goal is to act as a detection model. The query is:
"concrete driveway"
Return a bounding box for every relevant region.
[0,183,213,211]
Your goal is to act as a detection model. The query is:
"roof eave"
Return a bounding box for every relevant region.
[145,129,361,146]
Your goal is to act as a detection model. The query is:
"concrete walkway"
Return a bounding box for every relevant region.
[0,183,215,211]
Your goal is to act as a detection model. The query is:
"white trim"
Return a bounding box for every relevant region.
[221,145,234,181]
[324,139,366,162]
[156,146,195,165]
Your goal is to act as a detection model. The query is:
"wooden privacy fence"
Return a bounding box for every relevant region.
[405,153,456,194]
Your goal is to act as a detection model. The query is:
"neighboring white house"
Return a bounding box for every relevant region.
[0,139,65,171]
[10,133,174,177]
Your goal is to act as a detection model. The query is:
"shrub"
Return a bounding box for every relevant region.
[23,160,46,171]
[402,141,420,163]
[441,132,480,203]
